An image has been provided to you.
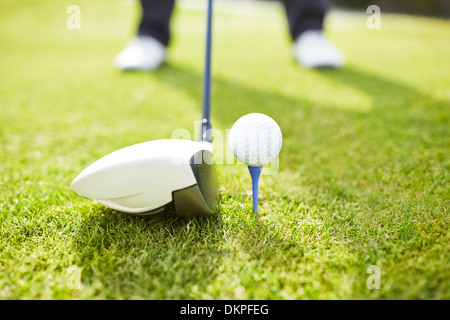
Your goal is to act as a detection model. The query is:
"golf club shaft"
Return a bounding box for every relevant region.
[201,0,213,142]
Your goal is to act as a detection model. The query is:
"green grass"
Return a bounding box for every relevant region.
[0,0,449,299]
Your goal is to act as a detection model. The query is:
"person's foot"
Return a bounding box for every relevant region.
[114,35,166,71]
[294,30,344,68]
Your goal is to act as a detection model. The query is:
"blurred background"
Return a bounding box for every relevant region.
[263,0,450,18]
[333,0,450,18]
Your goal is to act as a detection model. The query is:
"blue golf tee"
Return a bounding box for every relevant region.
[248,165,263,214]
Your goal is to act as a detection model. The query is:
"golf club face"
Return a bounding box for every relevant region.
[172,149,219,217]
[71,139,219,217]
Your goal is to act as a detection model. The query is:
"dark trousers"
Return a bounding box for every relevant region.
[138,0,328,47]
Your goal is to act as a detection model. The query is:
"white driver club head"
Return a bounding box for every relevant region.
[71,139,219,216]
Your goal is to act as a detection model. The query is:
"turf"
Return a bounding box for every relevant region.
[0,0,449,299]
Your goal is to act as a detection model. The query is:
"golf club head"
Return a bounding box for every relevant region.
[71,139,219,217]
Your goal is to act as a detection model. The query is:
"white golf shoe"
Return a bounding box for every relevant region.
[114,35,166,71]
[294,30,344,68]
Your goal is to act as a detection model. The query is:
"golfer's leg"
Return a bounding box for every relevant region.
[138,0,175,47]
[114,0,174,71]
[283,0,344,68]
[282,0,328,40]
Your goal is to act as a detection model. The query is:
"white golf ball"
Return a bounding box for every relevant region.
[229,113,282,166]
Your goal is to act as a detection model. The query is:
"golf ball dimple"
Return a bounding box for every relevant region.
[229,113,282,166]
